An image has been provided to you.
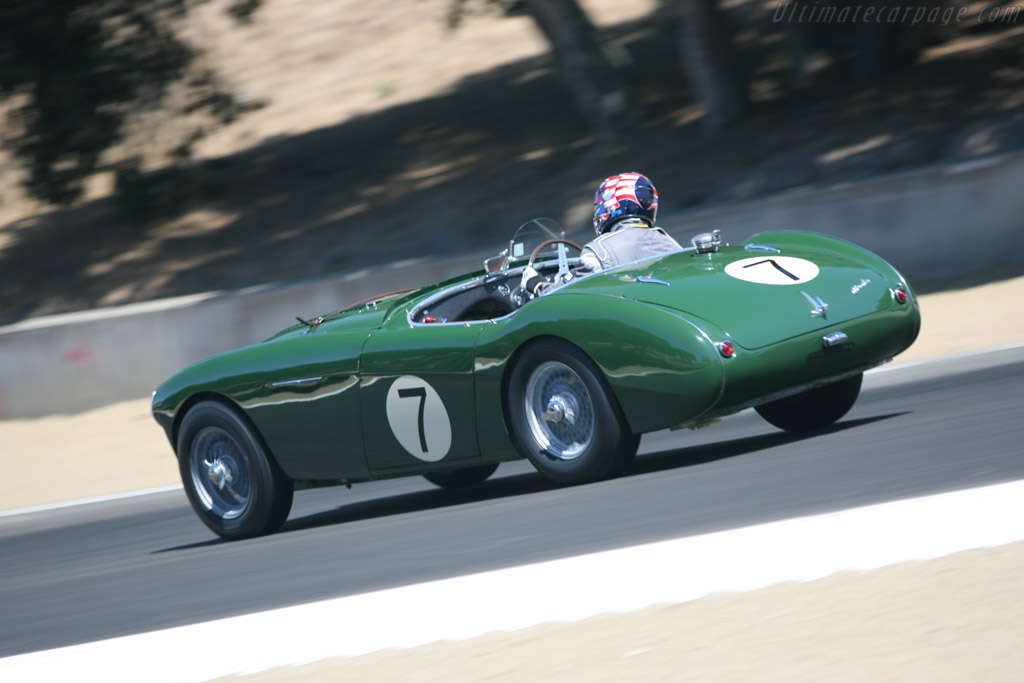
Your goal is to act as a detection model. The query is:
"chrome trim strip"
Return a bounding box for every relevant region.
[407,275,495,326]
[406,249,675,328]
[268,376,324,389]
[636,276,670,286]
[407,261,579,328]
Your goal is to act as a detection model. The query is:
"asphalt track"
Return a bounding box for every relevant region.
[2,347,1022,659]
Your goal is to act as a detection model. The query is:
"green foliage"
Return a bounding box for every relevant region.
[376,81,398,98]
[0,0,254,206]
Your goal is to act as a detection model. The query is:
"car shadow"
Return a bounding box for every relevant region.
[280,411,911,536]
[152,472,560,552]
[629,412,909,477]
[283,472,556,533]
[154,411,909,551]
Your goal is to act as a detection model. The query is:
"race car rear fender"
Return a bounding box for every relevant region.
[473,293,725,461]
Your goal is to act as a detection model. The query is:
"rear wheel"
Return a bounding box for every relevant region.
[177,400,293,540]
[755,373,863,432]
[423,463,499,489]
[507,340,639,485]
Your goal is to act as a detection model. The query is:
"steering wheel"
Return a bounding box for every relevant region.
[528,239,584,267]
[514,238,584,305]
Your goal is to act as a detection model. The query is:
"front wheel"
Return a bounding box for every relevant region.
[177,400,293,540]
[506,339,639,485]
[755,373,863,432]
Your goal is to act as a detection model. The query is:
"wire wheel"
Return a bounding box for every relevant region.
[506,339,639,485]
[524,361,595,460]
[177,401,293,539]
[189,426,252,520]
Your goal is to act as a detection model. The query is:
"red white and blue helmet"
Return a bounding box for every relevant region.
[592,172,658,235]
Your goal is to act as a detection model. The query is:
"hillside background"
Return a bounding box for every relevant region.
[1,0,1023,324]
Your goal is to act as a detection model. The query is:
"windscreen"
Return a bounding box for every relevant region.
[509,217,565,263]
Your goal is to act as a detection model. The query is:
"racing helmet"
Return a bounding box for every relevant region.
[592,172,658,235]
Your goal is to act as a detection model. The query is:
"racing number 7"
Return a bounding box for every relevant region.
[743,259,800,281]
[397,387,429,452]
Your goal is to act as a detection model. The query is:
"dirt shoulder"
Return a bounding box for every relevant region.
[1,274,1022,512]
[220,541,1024,683]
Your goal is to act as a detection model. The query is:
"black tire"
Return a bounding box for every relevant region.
[755,373,863,432]
[423,463,500,489]
[506,339,639,485]
[177,400,293,540]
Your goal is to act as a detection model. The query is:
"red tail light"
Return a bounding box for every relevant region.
[894,286,908,304]
[717,340,735,358]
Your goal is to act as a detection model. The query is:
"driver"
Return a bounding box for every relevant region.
[521,172,683,296]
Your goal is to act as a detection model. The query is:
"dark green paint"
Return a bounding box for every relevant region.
[360,319,483,473]
[153,230,920,483]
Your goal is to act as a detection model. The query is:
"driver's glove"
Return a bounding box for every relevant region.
[520,265,545,297]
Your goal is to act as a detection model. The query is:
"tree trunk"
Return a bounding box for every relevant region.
[520,0,631,141]
[666,0,747,133]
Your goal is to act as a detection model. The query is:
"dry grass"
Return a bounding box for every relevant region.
[1,0,1023,322]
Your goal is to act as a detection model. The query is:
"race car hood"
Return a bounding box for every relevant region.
[264,288,421,342]
[560,234,903,350]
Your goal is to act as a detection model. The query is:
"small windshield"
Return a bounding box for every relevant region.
[509,218,565,263]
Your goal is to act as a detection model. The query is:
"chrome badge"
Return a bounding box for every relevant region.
[851,278,871,294]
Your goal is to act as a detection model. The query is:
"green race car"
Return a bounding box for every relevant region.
[152,219,920,539]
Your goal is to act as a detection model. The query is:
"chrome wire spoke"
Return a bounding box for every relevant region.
[190,427,250,520]
[223,481,245,505]
[525,361,595,460]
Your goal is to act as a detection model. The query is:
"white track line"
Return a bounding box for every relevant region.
[0,484,182,519]
[2,478,1023,683]
[868,340,1024,374]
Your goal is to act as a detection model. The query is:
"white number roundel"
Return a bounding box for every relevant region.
[724,256,819,285]
[385,376,452,462]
